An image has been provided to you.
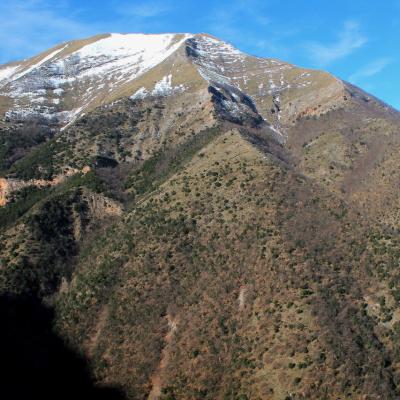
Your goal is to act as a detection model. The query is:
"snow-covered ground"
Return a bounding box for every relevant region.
[73,34,190,81]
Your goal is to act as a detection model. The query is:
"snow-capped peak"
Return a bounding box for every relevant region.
[0,32,344,132]
[0,33,193,124]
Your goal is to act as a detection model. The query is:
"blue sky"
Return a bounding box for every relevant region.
[0,0,399,109]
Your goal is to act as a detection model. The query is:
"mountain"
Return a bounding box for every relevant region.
[0,33,341,126]
[1,33,400,399]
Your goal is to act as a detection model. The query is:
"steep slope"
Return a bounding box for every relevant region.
[285,82,400,229]
[52,129,399,399]
[185,35,347,131]
[1,32,400,400]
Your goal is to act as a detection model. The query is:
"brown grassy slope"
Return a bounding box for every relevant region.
[54,129,399,399]
[286,84,400,229]
[2,83,217,183]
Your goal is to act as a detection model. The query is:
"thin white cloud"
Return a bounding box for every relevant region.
[203,1,299,60]
[305,21,367,66]
[118,1,171,18]
[204,0,270,43]
[0,0,99,62]
[349,58,391,83]
[0,0,180,63]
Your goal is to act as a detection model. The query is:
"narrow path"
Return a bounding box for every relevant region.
[86,305,108,357]
[148,314,178,400]
[238,286,247,311]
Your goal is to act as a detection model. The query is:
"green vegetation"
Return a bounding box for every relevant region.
[0,119,53,173]
[124,126,221,199]
[0,185,50,230]
[0,190,88,296]
[61,171,108,195]
[9,138,67,180]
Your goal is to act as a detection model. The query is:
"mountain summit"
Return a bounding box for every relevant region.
[1,33,400,399]
[0,33,351,130]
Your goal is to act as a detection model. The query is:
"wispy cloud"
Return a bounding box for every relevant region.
[0,0,182,63]
[204,0,271,43]
[0,0,99,62]
[349,58,391,83]
[305,20,367,66]
[117,1,171,18]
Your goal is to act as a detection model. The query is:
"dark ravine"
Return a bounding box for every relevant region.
[0,294,126,400]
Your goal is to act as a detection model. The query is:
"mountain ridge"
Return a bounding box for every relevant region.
[0,32,352,129]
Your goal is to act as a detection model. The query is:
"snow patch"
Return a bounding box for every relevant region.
[130,87,148,100]
[12,45,68,82]
[187,35,246,87]
[31,97,46,103]
[69,33,192,82]
[153,74,186,96]
[153,74,174,96]
[0,65,20,86]
[53,88,64,96]
[130,74,186,100]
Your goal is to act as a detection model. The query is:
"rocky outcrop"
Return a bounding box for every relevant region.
[0,166,91,206]
[0,178,29,206]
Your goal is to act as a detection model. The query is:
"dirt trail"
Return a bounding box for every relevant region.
[148,314,178,400]
[86,305,109,357]
[238,286,246,311]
